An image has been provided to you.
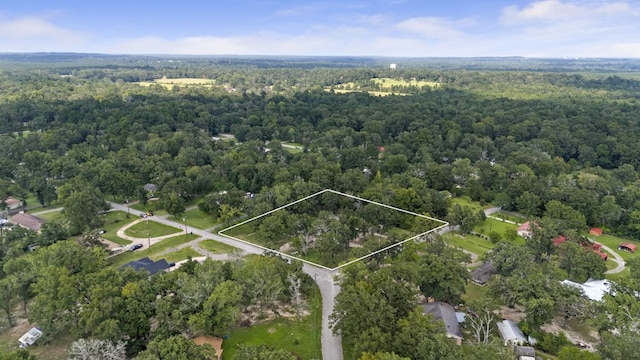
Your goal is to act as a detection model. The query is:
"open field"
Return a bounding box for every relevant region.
[373,77,440,88]
[32,209,63,223]
[152,246,202,263]
[475,218,519,236]
[450,196,493,212]
[443,232,495,258]
[99,211,139,245]
[199,239,237,253]
[590,233,640,261]
[492,211,526,224]
[124,220,182,238]
[135,77,217,89]
[222,284,322,360]
[169,207,218,230]
[108,234,199,268]
[462,282,490,303]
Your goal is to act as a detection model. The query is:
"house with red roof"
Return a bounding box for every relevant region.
[517,222,536,238]
[619,243,637,253]
[552,235,566,246]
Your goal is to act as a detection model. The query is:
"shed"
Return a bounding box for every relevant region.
[470,262,495,285]
[619,243,637,253]
[497,320,527,346]
[514,346,536,360]
[122,257,169,275]
[18,327,43,348]
[552,235,566,246]
[589,228,603,236]
[10,213,45,232]
[422,301,463,345]
[4,196,23,210]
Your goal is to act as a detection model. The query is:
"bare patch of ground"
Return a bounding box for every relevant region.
[542,317,600,351]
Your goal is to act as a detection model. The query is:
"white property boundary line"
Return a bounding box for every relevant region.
[218,189,449,271]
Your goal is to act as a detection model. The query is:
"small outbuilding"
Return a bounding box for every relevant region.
[18,327,43,348]
[514,346,536,360]
[590,228,603,236]
[470,262,495,286]
[619,242,637,253]
[497,320,527,346]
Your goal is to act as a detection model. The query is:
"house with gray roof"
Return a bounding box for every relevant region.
[122,257,169,275]
[497,319,527,346]
[470,261,495,285]
[422,301,463,345]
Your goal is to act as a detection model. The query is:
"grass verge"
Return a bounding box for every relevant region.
[124,220,181,238]
[199,239,236,253]
[108,234,199,267]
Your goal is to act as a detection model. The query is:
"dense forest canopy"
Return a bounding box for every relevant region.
[1,55,640,359]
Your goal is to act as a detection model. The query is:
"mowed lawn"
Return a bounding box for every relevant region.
[590,233,640,262]
[474,218,519,238]
[222,285,322,360]
[169,207,219,230]
[199,239,237,253]
[124,220,182,238]
[443,232,495,258]
[450,196,493,212]
[108,233,199,268]
[152,247,202,263]
[99,211,139,245]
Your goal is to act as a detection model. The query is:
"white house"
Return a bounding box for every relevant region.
[561,279,612,301]
[497,320,527,346]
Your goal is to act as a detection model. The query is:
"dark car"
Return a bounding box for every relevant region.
[130,244,143,251]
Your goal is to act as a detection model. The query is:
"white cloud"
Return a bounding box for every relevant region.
[612,42,640,57]
[0,14,85,51]
[501,0,629,24]
[396,17,472,39]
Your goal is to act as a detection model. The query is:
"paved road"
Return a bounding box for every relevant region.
[108,202,341,360]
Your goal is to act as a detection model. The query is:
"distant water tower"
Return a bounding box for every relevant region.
[390,63,397,70]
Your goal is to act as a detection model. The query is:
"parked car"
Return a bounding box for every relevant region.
[130,244,143,251]
[140,213,148,218]
[98,229,107,234]
[146,211,154,216]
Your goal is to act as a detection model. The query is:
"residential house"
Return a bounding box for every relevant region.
[517,222,535,238]
[590,228,603,236]
[470,262,495,286]
[497,320,527,346]
[422,301,463,345]
[10,213,45,232]
[122,257,170,275]
[561,279,611,301]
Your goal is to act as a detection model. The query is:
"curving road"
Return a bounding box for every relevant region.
[108,202,341,360]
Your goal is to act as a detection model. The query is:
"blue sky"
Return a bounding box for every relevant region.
[0,0,638,57]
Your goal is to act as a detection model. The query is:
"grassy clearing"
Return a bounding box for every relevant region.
[591,233,640,261]
[108,234,198,268]
[169,208,218,230]
[32,209,63,223]
[373,77,440,88]
[462,282,490,303]
[153,247,202,263]
[129,201,166,215]
[0,320,74,360]
[135,77,217,89]
[99,211,139,245]
[222,284,322,360]
[475,218,519,237]
[443,232,495,258]
[492,211,526,224]
[199,239,236,253]
[606,267,630,281]
[450,196,492,212]
[124,221,181,238]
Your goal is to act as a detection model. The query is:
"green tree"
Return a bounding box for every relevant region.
[135,335,215,360]
[0,275,18,326]
[359,352,410,360]
[161,191,186,218]
[516,191,542,217]
[558,346,601,360]
[60,187,108,234]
